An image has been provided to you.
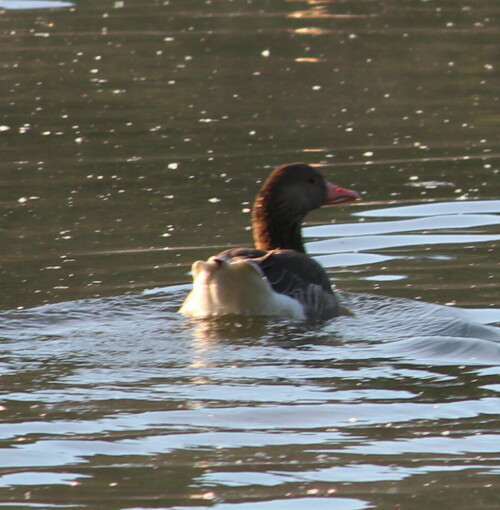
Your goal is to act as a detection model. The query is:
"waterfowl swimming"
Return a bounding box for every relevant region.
[179,163,360,320]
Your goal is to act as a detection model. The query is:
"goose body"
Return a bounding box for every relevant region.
[178,254,307,319]
[179,163,359,320]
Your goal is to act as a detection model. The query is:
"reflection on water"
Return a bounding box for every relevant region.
[0,0,499,508]
[0,0,73,9]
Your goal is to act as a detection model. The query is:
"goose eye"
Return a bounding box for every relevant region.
[308,176,316,184]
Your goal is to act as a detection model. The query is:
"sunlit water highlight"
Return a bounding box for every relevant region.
[0,0,73,10]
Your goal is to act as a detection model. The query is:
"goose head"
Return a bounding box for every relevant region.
[252,163,359,253]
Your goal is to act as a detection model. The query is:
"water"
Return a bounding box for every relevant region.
[0,0,499,508]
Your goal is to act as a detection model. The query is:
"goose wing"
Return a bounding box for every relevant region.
[215,248,339,319]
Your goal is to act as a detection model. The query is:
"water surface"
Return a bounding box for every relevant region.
[0,0,499,509]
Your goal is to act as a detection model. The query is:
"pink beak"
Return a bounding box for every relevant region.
[325,181,361,205]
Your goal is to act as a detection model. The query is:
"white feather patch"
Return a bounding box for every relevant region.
[179,258,306,319]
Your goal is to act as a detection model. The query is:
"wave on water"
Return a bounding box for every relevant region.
[1,286,499,366]
[333,291,500,364]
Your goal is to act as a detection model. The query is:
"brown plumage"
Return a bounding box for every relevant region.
[179,163,360,320]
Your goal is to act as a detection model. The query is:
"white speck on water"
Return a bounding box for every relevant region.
[168,162,179,170]
[306,488,320,495]
[363,151,374,157]
[261,49,270,57]
[199,491,216,501]
[208,197,220,203]
[366,275,406,281]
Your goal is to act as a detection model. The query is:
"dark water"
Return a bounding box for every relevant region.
[0,1,499,509]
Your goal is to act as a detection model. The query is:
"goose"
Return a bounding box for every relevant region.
[179,163,360,320]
